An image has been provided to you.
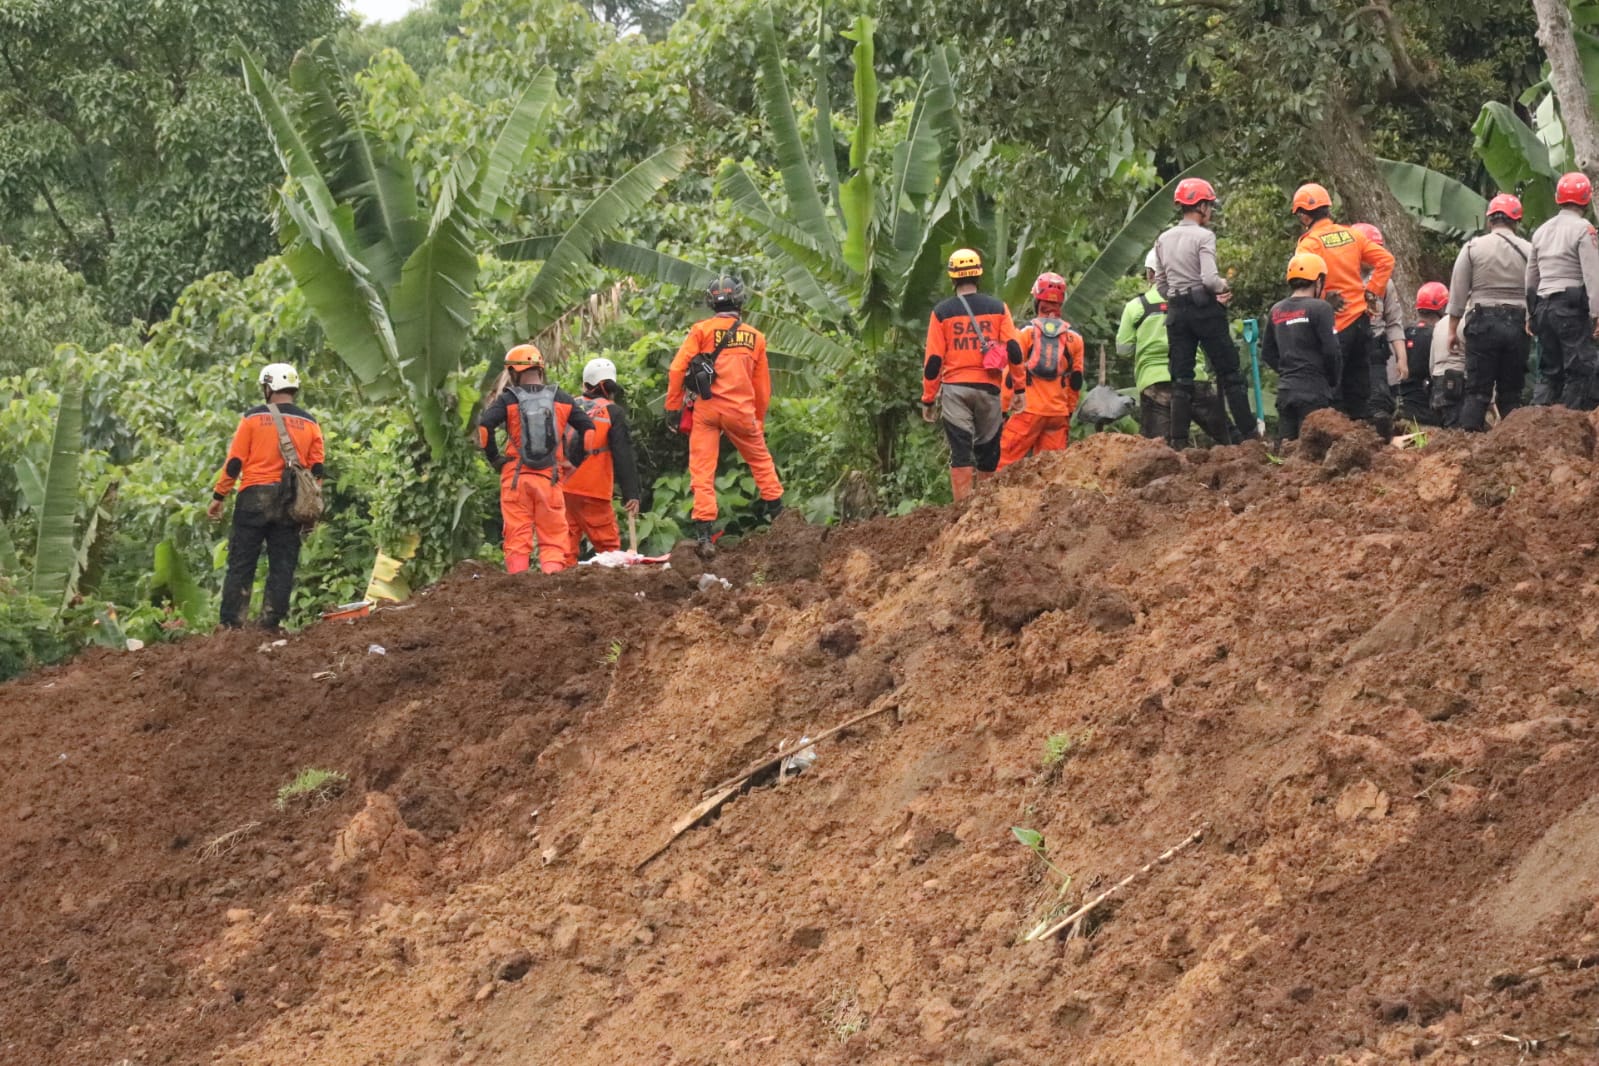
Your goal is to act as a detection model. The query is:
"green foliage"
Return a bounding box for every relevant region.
[1042,732,1075,767]
[0,248,131,377]
[275,767,349,810]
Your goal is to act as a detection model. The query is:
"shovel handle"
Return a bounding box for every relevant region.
[627,511,639,554]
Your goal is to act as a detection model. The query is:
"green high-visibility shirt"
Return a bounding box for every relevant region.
[1116,286,1208,392]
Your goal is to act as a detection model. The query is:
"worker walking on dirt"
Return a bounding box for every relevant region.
[1398,282,1450,426]
[1118,249,1232,444]
[1351,223,1406,411]
[562,357,642,564]
[921,248,1023,500]
[1262,253,1341,442]
[666,274,784,554]
[1292,183,1396,436]
[1447,194,1532,429]
[998,272,1085,468]
[1152,178,1256,447]
[1527,173,1599,409]
[478,344,595,574]
[207,363,325,630]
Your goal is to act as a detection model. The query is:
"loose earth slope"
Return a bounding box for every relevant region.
[5,409,1599,1065]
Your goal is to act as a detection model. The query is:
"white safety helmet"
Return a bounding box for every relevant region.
[582,357,618,388]
[259,363,301,392]
[1144,249,1159,274]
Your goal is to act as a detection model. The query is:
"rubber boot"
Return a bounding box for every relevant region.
[505,551,531,574]
[757,495,784,523]
[949,466,975,502]
[1223,382,1256,443]
[1459,394,1491,432]
[540,559,564,575]
[693,519,717,558]
[1167,383,1193,450]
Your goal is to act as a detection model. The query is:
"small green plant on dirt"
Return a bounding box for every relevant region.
[601,639,624,666]
[1043,732,1075,766]
[819,986,868,1042]
[1012,826,1075,938]
[1407,431,1429,449]
[275,768,348,811]
[752,567,768,587]
[1266,453,1284,466]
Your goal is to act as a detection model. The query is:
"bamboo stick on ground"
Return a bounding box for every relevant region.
[1024,826,1206,943]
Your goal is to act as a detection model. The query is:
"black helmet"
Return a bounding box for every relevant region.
[707,273,745,311]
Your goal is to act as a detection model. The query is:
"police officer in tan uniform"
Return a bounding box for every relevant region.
[1527,172,1599,410]
[1449,194,1532,428]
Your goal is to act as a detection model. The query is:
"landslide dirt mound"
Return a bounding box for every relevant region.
[7,418,1599,1066]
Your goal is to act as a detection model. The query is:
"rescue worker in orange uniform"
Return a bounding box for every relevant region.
[921,248,1024,500]
[1291,182,1397,437]
[665,274,784,554]
[477,344,595,574]
[998,271,1085,468]
[208,362,326,630]
[562,357,641,564]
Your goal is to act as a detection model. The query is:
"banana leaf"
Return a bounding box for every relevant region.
[153,538,208,628]
[1377,158,1489,238]
[755,5,839,258]
[1472,102,1556,224]
[0,519,18,576]
[32,376,84,609]
[838,16,877,277]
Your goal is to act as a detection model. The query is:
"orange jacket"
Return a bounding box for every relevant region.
[922,291,1023,403]
[213,403,325,498]
[1013,317,1086,418]
[477,385,594,481]
[564,396,642,502]
[1296,219,1395,332]
[667,314,771,419]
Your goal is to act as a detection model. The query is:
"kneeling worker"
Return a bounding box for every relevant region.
[999,271,1084,468]
[478,344,594,574]
[666,274,784,554]
[563,357,642,563]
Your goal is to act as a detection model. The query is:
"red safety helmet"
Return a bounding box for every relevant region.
[1486,193,1524,222]
[1291,182,1332,213]
[1556,172,1593,207]
[1031,271,1067,304]
[1415,282,1449,313]
[1351,222,1384,246]
[1174,178,1218,207]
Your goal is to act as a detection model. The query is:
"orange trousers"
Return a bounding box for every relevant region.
[688,402,782,521]
[500,465,570,574]
[563,492,621,565]
[998,412,1070,469]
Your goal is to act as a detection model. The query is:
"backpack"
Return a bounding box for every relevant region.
[1027,316,1073,381]
[687,315,742,400]
[1132,293,1167,330]
[509,385,560,471]
[265,404,324,527]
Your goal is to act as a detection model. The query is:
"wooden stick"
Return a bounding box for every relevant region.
[1097,343,1107,386]
[703,700,897,797]
[627,512,639,554]
[634,700,898,871]
[1023,826,1205,943]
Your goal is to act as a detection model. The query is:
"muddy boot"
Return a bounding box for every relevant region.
[693,520,717,558]
[949,466,975,502]
[1459,394,1491,432]
[1167,382,1193,450]
[756,495,784,523]
[1222,381,1256,442]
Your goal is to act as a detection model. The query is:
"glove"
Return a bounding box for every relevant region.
[918,401,937,424]
[1325,291,1347,313]
[1364,290,1380,316]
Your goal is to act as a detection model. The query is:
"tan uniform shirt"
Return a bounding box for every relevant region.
[1448,229,1531,316]
[1153,219,1228,299]
[1527,209,1599,304]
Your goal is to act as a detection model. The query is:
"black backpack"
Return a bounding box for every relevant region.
[687,314,742,400]
[1027,316,1072,381]
[509,385,560,470]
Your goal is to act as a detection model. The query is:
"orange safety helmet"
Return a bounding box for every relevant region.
[947,247,984,280]
[1285,252,1328,284]
[1557,172,1593,207]
[1031,271,1067,304]
[1291,182,1332,214]
[1351,222,1384,246]
[1415,282,1449,313]
[1486,193,1524,222]
[1174,177,1218,207]
[504,344,545,372]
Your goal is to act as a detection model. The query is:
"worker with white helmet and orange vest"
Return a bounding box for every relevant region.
[1527,173,1599,409]
[208,363,326,630]
[562,357,642,564]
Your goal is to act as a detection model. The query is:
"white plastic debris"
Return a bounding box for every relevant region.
[779,736,818,777]
[697,573,733,592]
[124,638,145,652]
[257,638,288,654]
[580,549,647,568]
[367,644,387,656]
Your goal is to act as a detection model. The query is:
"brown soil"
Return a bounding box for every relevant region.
[8,414,1599,1065]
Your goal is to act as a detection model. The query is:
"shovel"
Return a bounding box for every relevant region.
[1241,318,1267,438]
[627,511,639,554]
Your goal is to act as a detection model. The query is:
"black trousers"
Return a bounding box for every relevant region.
[1166,299,1243,387]
[1139,382,1231,444]
[1334,322,1374,421]
[1277,399,1328,441]
[1462,307,1530,429]
[220,484,302,628]
[1534,299,1599,410]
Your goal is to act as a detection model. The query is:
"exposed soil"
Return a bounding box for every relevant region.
[7,414,1599,1065]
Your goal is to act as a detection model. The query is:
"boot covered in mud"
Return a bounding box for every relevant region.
[755,495,784,523]
[949,466,975,502]
[693,519,717,558]
[1222,380,1257,443]
[1167,381,1194,450]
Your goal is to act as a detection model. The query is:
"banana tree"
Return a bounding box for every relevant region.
[242,40,688,458]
